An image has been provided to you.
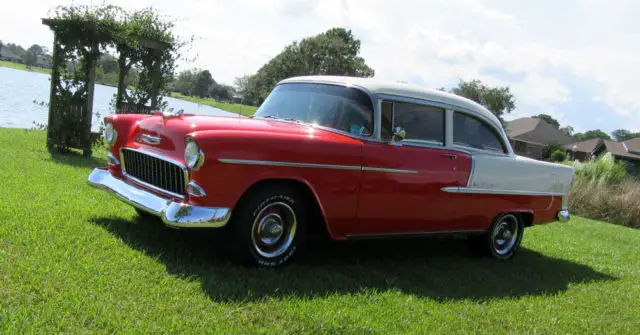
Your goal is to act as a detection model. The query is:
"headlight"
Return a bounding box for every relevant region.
[185,138,205,169]
[104,122,117,146]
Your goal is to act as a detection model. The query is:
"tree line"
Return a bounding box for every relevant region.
[3,28,639,143]
[532,113,640,142]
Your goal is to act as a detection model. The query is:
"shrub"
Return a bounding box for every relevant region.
[565,153,640,228]
[565,153,628,185]
[568,179,640,228]
[550,149,566,162]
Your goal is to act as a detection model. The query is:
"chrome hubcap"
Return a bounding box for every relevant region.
[251,201,297,258]
[491,214,519,255]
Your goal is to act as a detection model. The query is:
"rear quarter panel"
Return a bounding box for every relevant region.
[447,151,574,229]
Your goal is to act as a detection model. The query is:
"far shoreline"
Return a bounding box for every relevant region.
[0,60,258,116]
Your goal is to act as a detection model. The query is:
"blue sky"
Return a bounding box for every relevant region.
[2,0,639,134]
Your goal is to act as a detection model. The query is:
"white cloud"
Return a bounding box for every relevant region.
[2,0,640,133]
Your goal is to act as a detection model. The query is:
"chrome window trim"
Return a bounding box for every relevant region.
[445,109,454,146]
[450,109,513,157]
[218,158,418,174]
[441,186,565,197]
[120,147,189,199]
[375,93,502,129]
[378,95,447,146]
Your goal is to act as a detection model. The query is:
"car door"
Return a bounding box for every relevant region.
[354,99,463,236]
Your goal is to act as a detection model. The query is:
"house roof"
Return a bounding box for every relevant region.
[506,117,575,145]
[565,138,602,153]
[601,140,640,160]
[623,137,640,154]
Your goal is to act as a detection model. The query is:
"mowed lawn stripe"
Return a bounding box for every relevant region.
[0,127,639,334]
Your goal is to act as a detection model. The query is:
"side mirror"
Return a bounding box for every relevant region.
[392,126,406,142]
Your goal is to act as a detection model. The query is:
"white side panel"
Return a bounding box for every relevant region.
[466,154,574,196]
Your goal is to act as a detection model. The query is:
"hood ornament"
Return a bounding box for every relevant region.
[162,107,184,120]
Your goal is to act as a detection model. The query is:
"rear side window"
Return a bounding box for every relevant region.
[453,112,507,153]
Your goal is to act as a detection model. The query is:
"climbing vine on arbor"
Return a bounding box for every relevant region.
[42,4,193,155]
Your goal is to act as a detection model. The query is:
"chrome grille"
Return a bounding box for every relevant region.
[121,148,187,197]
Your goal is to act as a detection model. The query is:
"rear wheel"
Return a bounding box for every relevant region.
[223,184,308,267]
[469,213,524,260]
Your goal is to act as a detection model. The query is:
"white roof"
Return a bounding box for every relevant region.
[279,75,501,128]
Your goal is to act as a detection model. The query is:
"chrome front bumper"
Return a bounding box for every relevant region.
[87,168,230,228]
[557,209,570,222]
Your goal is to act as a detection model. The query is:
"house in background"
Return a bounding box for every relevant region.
[565,138,640,175]
[505,117,575,160]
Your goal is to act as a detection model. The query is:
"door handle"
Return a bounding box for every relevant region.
[442,153,457,159]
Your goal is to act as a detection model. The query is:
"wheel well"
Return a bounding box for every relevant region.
[232,179,330,237]
[519,212,534,227]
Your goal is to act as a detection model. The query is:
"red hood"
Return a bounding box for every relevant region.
[129,114,357,155]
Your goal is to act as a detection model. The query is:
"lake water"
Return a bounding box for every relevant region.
[0,67,236,131]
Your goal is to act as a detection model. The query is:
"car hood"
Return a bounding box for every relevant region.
[131,114,357,153]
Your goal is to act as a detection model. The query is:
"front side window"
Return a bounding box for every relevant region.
[254,83,374,136]
[380,100,445,145]
[453,112,507,153]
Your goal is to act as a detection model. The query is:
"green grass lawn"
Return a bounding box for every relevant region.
[1,127,639,334]
[0,60,51,75]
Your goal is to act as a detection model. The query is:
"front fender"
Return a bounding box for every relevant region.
[187,129,364,238]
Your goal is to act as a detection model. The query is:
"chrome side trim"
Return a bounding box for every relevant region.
[120,147,189,199]
[346,229,486,240]
[87,168,230,228]
[218,158,361,171]
[467,155,476,188]
[441,186,565,197]
[362,167,418,174]
[218,158,418,174]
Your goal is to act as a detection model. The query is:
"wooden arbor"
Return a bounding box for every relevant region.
[42,18,169,157]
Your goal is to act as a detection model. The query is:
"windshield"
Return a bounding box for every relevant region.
[254,83,374,136]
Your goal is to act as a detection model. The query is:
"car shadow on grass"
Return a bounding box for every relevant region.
[90,215,616,303]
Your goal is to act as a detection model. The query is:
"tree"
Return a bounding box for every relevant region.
[100,54,119,74]
[542,141,564,159]
[193,70,215,97]
[611,129,640,142]
[574,129,611,141]
[533,114,560,129]
[233,75,250,96]
[27,44,44,56]
[560,125,574,136]
[448,79,516,126]
[243,27,375,105]
[22,50,37,67]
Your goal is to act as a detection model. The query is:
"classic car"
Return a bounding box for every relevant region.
[88,75,574,267]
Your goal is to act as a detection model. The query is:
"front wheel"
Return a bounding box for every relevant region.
[469,213,524,260]
[224,185,308,267]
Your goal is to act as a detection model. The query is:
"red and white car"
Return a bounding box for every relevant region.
[88,75,574,267]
